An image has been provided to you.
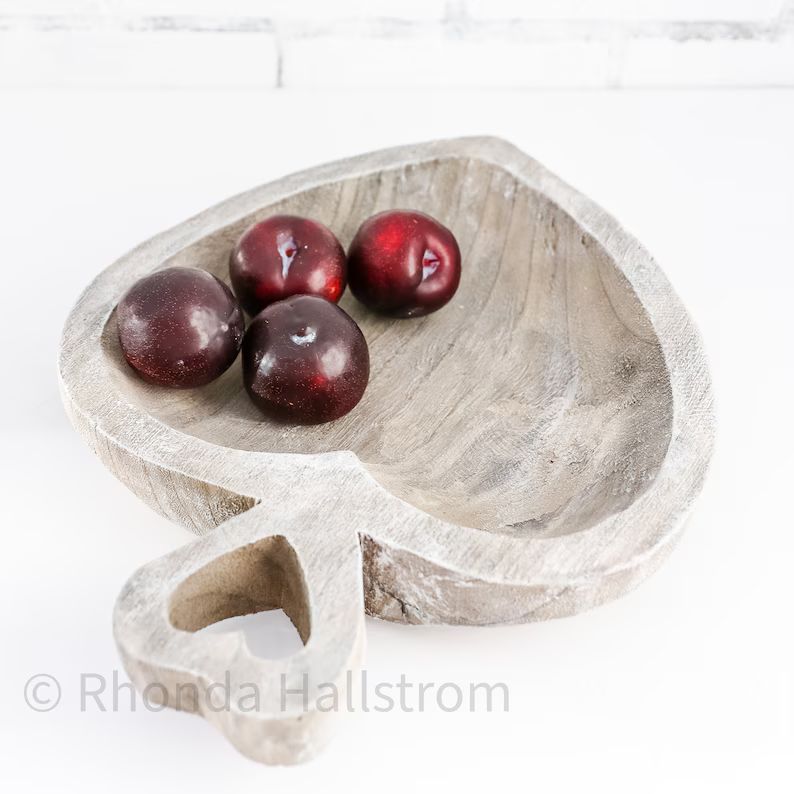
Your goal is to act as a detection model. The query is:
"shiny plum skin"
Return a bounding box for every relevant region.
[229,215,347,316]
[242,295,369,425]
[347,210,461,318]
[116,267,244,388]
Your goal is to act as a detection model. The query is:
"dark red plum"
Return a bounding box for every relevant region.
[242,295,369,424]
[347,210,461,318]
[230,215,346,316]
[116,267,244,388]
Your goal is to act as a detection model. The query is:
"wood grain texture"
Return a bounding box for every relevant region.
[59,137,714,763]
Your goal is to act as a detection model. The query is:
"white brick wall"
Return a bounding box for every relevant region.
[1,0,793,88]
[623,34,794,87]
[0,29,278,88]
[282,33,610,89]
[465,0,785,22]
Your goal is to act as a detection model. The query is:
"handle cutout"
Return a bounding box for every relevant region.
[168,534,310,645]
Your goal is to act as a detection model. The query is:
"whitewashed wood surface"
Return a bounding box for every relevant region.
[4,84,792,791]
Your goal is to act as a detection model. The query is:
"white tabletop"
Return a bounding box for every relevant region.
[2,86,792,792]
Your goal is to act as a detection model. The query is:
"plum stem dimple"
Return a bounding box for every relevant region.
[421,248,440,281]
[290,326,317,347]
[277,232,298,279]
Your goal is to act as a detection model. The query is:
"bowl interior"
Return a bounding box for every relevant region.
[101,155,673,537]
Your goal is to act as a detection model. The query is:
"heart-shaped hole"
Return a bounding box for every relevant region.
[168,535,309,659]
[199,609,305,659]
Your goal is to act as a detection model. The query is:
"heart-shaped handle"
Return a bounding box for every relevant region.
[113,498,365,765]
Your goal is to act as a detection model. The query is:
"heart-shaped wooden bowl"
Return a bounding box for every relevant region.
[59,137,713,764]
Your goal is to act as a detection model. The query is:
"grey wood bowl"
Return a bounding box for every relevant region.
[58,137,714,764]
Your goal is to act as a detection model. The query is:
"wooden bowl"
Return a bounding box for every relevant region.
[59,137,714,764]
